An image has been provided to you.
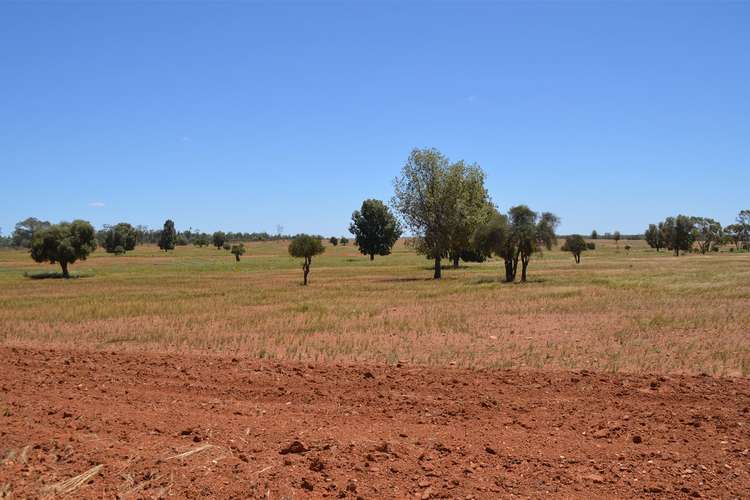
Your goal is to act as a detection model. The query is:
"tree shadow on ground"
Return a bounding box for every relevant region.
[24,271,92,280]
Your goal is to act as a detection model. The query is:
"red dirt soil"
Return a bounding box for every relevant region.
[1,347,749,499]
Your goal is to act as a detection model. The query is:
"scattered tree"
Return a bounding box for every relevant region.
[473,210,514,281]
[339,236,349,246]
[586,242,596,250]
[725,223,746,251]
[12,217,51,248]
[392,148,491,278]
[193,233,210,247]
[222,242,231,251]
[288,234,325,285]
[645,224,664,252]
[511,206,559,282]
[30,220,97,278]
[561,234,587,263]
[662,215,695,256]
[692,217,722,254]
[212,231,227,249]
[175,234,188,246]
[158,220,176,251]
[613,231,621,249]
[590,230,598,240]
[230,243,246,262]
[103,223,137,254]
[329,236,339,246]
[624,244,631,253]
[349,199,403,262]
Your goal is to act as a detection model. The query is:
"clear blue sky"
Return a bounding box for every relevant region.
[2,1,748,236]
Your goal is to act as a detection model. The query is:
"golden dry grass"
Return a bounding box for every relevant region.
[1,239,749,375]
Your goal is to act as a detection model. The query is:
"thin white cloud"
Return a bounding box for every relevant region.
[89,202,105,208]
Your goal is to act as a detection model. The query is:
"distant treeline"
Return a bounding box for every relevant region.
[0,218,313,249]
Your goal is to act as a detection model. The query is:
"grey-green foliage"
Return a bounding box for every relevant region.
[288,234,325,285]
[392,148,492,279]
[349,199,402,261]
[472,206,559,282]
[158,219,176,251]
[230,243,246,261]
[12,217,51,248]
[30,220,97,278]
[691,217,723,254]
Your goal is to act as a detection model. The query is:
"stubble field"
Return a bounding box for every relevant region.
[1,239,749,375]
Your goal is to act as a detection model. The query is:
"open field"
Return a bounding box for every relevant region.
[2,239,750,497]
[1,239,749,375]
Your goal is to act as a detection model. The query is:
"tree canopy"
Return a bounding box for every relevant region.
[392,148,492,278]
[103,223,137,254]
[158,220,176,251]
[288,234,325,285]
[349,199,402,261]
[30,220,97,278]
[230,243,246,261]
[12,217,51,248]
[561,234,587,263]
[212,231,227,249]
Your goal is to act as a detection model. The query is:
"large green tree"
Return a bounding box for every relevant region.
[392,148,491,279]
[288,234,325,285]
[30,220,97,278]
[349,199,402,261]
[103,222,137,254]
[12,217,51,248]
[158,219,176,251]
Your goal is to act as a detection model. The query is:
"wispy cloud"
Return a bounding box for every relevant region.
[89,202,105,208]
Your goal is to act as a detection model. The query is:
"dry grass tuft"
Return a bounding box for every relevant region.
[45,464,103,495]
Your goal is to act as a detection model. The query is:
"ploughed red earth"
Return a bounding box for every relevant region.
[1,347,749,498]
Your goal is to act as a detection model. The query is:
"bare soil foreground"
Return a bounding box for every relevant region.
[2,347,749,499]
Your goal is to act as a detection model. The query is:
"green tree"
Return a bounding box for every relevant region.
[103,223,137,254]
[590,230,598,240]
[349,199,402,261]
[445,161,494,268]
[158,219,176,251]
[193,233,210,247]
[30,220,97,278]
[644,224,664,252]
[329,236,339,246]
[662,215,695,256]
[339,236,349,246]
[472,210,514,281]
[230,243,246,262]
[510,207,559,282]
[692,217,723,254]
[12,217,51,248]
[725,223,746,250]
[212,231,227,249]
[288,234,325,285]
[392,148,491,279]
[613,231,621,249]
[561,234,587,263]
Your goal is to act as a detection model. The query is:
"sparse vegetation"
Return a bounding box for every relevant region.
[288,234,325,285]
[349,199,402,261]
[29,220,97,278]
[561,234,587,263]
[230,243,246,262]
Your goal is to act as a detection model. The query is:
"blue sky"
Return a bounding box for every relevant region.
[2,1,748,236]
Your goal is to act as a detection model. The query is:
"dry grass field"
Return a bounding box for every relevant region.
[1,239,749,376]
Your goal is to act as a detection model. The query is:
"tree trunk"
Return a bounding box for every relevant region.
[235,254,240,262]
[504,259,514,283]
[61,261,69,279]
[674,248,679,256]
[433,256,442,279]
[575,253,580,264]
[521,256,529,282]
[370,254,374,261]
[303,257,310,285]
[452,255,460,269]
